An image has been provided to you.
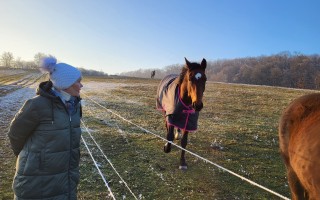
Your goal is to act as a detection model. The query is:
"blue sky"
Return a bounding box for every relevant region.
[1,0,319,75]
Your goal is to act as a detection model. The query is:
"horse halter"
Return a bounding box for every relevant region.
[189,71,206,111]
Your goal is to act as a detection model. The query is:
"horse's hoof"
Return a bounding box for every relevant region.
[164,144,171,153]
[179,165,188,170]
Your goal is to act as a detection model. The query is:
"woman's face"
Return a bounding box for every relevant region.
[64,78,83,97]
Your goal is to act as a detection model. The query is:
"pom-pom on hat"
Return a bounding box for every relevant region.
[40,56,82,90]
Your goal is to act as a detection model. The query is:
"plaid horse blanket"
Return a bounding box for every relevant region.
[156,74,199,131]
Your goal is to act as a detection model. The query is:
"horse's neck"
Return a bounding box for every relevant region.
[179,83,192,105]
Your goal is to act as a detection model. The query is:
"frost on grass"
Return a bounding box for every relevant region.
[0,69,26,76]
[0,86,36,126]
[83,81,145,106]
[210,139,224,151]
[84,82,127,91]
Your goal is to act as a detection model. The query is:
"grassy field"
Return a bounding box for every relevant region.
[0,72,317,199]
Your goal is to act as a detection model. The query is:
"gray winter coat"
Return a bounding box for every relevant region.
[7,81,82,200]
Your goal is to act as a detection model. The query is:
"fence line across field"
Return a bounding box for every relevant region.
[81,91,290,200]
[81,133,116,199]
[81,119,139,200]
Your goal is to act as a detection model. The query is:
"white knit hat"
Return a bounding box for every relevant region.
[40,56,82,90]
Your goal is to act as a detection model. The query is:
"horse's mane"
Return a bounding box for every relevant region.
[178,67,188,85]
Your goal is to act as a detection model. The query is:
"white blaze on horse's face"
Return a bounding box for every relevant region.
[195,73,202,80]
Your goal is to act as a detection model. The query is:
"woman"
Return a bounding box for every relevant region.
[7,56,83,199]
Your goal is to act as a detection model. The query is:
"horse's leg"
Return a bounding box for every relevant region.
[279,115,308,199]
[164,124,174,153]
[286,166,308,200]
[179,130,188,170]
[174,128,181,140]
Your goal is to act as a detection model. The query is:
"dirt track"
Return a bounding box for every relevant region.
[0,75,39,197]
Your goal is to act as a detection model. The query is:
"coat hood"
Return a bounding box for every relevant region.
[36,81,81,103]
[36,81,59,100]
[35,81,82,119]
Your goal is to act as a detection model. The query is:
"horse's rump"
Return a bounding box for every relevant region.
[156,74,199,131]
[279,93,320,198]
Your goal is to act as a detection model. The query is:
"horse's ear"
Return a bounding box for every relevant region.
[201,58,207,69]
[185,57,191,69]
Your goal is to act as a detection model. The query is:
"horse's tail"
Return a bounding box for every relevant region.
[279,111,292,166]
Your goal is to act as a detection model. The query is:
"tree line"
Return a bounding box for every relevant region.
[0,52,106,76]
[3,51,320,89]
[120,52,320,89]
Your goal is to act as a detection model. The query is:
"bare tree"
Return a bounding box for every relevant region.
[14,57,24,68]
[23,61,37,69]
[34,52,47,67]
[1,52,14,68]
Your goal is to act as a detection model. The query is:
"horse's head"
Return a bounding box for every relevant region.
[181,58,207,111]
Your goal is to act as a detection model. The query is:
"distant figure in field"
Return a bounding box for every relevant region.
[151,70,155,79]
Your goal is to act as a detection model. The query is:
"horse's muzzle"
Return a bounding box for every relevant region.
[192,102,203,111]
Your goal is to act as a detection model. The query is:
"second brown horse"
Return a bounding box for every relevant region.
[279,93,320,199]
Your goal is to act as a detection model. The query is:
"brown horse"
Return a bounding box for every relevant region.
[156,58,206,169]
[279,93,320,199]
